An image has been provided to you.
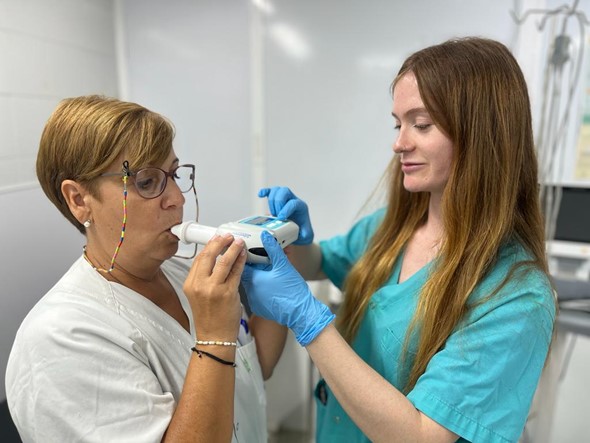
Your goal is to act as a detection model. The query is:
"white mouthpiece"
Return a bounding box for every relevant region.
[171,221,218,245]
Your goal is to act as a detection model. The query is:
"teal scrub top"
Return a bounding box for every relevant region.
[316,209,555,443]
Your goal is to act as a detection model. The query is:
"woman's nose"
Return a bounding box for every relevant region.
[163,178,186,207]
[393,130,411,154]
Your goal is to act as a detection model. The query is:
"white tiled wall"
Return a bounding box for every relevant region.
[0,0,118,191]
[120,0,253,228]
[0,0,119,400]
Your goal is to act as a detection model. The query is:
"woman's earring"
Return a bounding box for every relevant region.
[83,220,92,228]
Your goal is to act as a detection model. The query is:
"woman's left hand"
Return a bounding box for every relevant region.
[241,231,334,346]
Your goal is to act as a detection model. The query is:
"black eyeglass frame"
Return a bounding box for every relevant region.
[100,161,196,200]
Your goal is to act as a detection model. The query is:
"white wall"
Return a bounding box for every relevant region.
[0,0,119,400]
[119,0,253,228]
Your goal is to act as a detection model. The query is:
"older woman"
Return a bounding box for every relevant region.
[6,95,286,442]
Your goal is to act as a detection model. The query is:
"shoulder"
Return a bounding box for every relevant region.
[322,207,387,247]
[320,207,386,261]
[468,241,556,327]
[488,242,553,295]
[9,258,147,363]
[353,207,387,234]
[20,257,120,324]
[318,208,388,287]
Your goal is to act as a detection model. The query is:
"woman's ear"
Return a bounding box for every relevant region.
[61,179,91,225]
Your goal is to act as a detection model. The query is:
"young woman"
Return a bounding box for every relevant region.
[241,37,557,443]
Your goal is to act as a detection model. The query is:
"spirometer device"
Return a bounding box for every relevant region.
[171,215,299,264]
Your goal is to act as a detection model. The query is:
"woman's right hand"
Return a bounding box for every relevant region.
[183,234,246,342]
[258,187,314,245]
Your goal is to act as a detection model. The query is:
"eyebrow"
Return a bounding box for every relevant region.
[391,107,430,120]
[162,158,180,170]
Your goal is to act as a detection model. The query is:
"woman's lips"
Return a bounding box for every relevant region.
[401,162,424,173]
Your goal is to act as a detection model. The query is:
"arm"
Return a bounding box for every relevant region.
[164,347,237,442]
[249,315,288,380]
[250,233,341,380]
[285,243,326,281]
[241,234,458,443]
[307,325,458,443]
[164,234,246,442]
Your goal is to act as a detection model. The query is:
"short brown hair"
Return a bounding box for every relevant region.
[36,95,175,233]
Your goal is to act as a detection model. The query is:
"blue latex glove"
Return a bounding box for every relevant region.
[241,231,335,346]
[258,187,314,245]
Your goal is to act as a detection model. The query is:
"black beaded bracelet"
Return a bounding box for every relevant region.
[191,347,236,367]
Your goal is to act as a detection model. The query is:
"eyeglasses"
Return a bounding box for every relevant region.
[100,161,196,199]
[87,161,199,273]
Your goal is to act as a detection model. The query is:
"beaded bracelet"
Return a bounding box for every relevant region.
[191,347,236,367]
[196,340,237,347]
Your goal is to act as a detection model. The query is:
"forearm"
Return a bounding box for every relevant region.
[306,324,457,443]
[164,348,236,442]
[249,315,288,380]
[286,243,326,281]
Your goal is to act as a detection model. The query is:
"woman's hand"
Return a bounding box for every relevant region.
[183,234,246,342]
[258,187,314,245]
[241,231,334,346]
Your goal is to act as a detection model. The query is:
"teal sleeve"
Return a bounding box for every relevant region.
[319,208,387,289]
[407,260,556,443]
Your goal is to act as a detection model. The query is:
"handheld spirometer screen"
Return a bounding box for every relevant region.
[241,216,275,226]
[554,187,590,243]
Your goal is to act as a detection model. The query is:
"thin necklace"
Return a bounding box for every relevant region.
[84,248,162,285]
[83,247,123,285]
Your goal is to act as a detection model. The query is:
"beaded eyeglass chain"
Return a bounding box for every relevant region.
[83,161,129,273]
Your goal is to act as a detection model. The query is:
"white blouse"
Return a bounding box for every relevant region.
[6,256,267,442]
